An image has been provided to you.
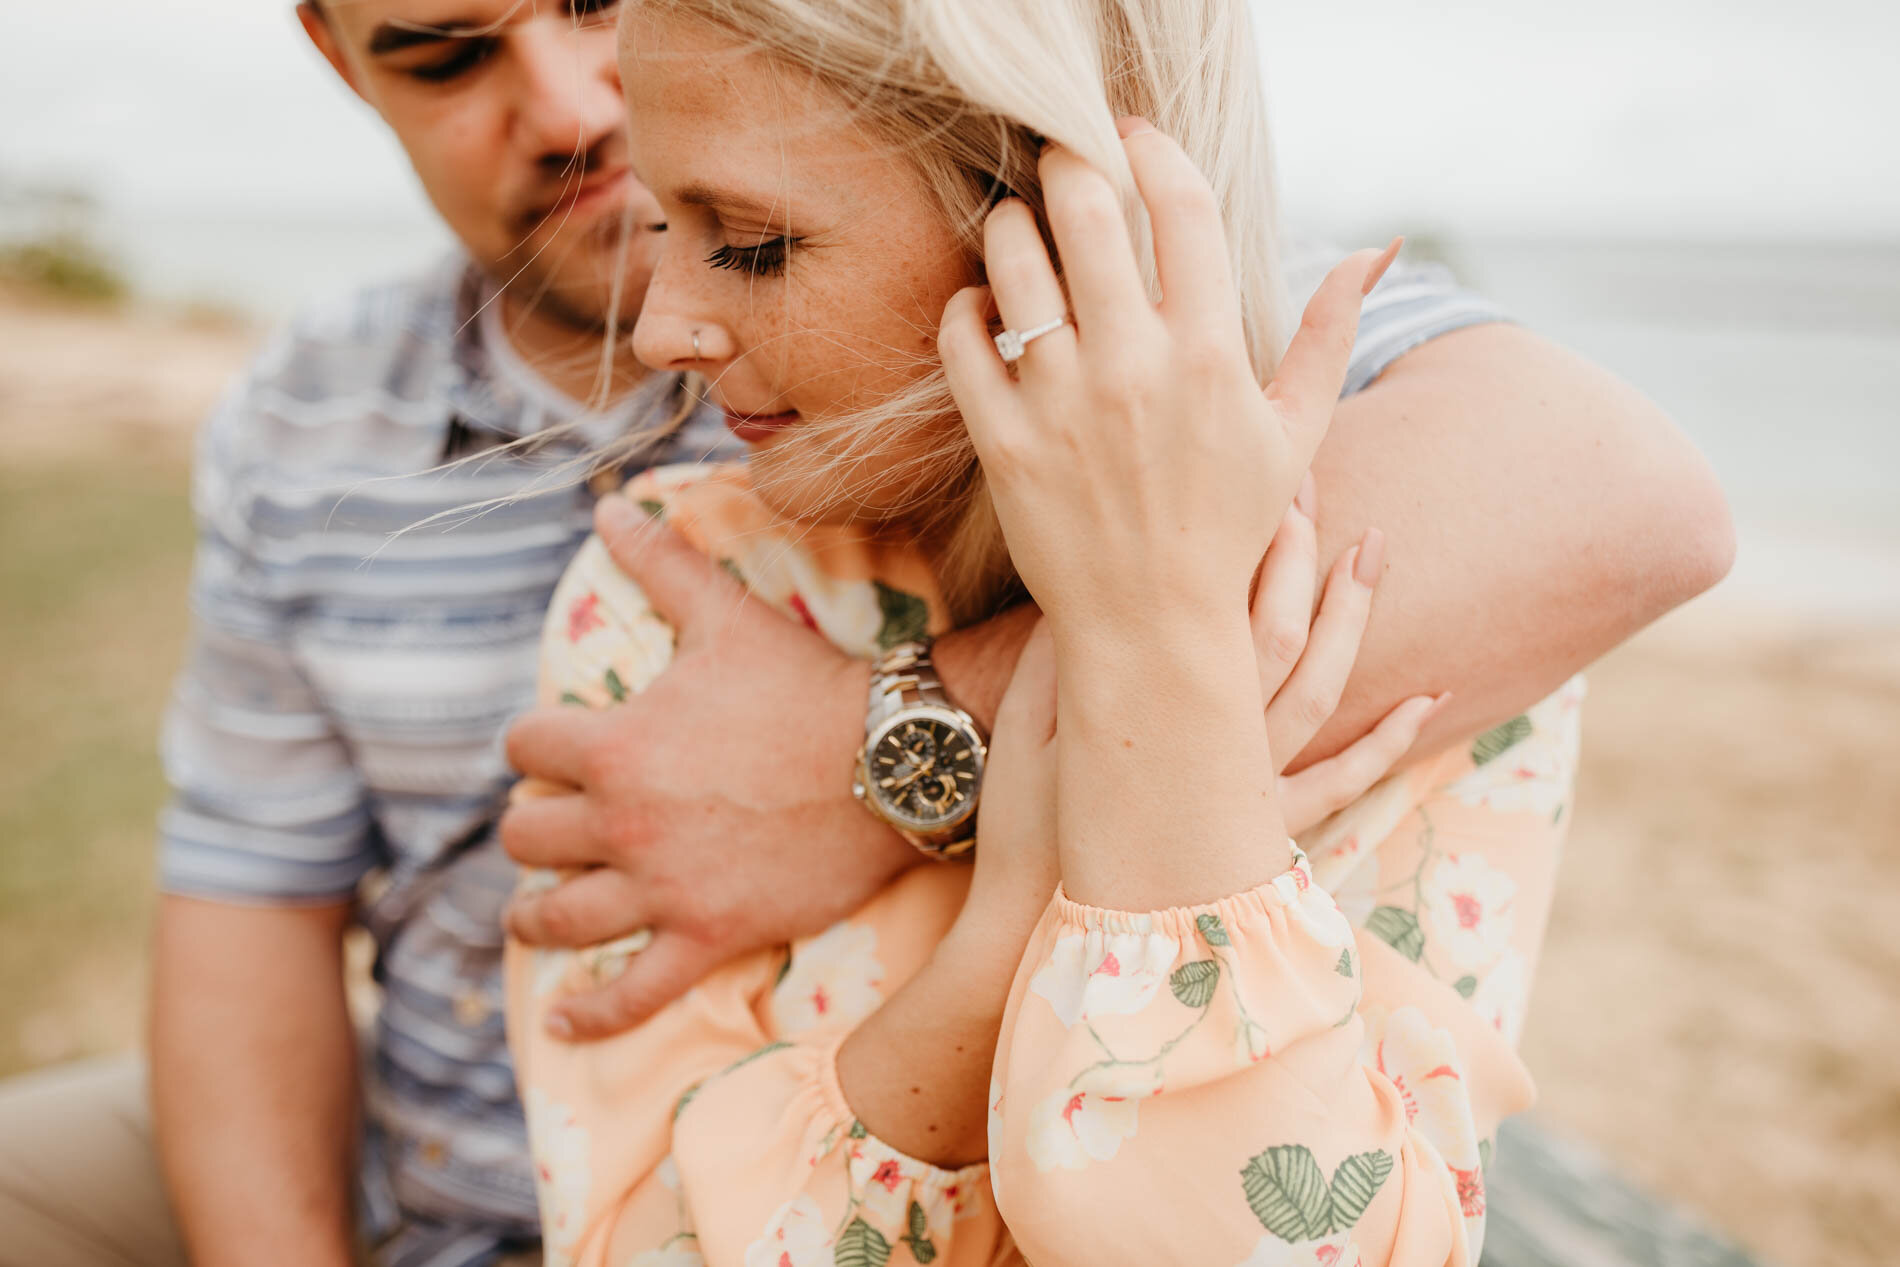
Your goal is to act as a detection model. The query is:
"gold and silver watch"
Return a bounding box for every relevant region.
[852,639,986,859]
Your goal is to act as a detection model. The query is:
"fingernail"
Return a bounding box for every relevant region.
[1361,237,1404,295]
[1294,471,1318,519]
[1116,115,1155,138]
[546,1012,574,1041]
[1353,527,1386,586]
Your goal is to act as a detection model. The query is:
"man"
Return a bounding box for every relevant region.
[0,1,1733,1264]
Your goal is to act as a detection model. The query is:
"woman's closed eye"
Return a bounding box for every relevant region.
[705,236,803,278]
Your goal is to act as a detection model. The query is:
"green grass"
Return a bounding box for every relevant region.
[0,455,195,1074]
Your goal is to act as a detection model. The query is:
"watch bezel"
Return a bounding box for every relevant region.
[856,702,987,840]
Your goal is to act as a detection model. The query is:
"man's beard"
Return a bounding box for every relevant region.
[487,214,647,337]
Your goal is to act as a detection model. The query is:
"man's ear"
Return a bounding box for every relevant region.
[297,2,372,107]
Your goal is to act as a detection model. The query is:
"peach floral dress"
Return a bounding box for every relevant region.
[505,463,1583,1267]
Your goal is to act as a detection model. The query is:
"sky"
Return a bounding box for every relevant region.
[1,0,1897,240]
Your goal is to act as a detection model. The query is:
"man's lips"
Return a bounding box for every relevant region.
[722,408,800,444]
[528,168,631,227]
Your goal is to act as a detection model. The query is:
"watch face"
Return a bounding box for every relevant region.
[866,712,983,830]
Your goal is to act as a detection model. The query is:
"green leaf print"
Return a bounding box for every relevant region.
[1327,1150,1394,1230]
[1335,949,1354,978]
[1241,1144,1334,1241]
[774,950,794,988]
[559,690,587,707]
[1454,975,1479,999]
[1479,1137,1493,1173]
[848,1119,869,1140]
[1470,715,1533,767]
[671,1081,702,1123]
[834,1217,892,1267]
[719,557,746,585]
[873,581,930,650]
[1169,959,1221,1009]
[637,498,666,518]
[603,667,628,702]
[1196,912,1231,947]
[1365,906,1425,962]
[903,1200,938,1264]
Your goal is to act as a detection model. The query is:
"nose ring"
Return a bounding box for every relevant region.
[691,328,701,360]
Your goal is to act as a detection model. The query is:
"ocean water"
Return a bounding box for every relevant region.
[78,209,1900,624]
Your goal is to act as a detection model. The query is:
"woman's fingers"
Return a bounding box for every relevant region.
[1116,118,1242,333]
[983,199,1076,362]
[1038,144,1152,338]
[1250,473,1319,702]
[1265,527,1385,765]
[1279,692,1449,837]
[1266,240,1402,460]
[939,285,1014,434]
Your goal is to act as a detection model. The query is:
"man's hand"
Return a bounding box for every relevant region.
[500,496,918,1041]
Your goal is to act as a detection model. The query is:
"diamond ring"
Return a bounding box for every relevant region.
[993,316,1070,365]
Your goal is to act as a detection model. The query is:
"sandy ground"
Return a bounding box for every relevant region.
[1,292,1894,1267]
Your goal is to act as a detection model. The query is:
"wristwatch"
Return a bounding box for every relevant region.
[852,639,986,859]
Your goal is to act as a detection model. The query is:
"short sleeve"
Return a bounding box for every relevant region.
[156,378,380,903]
[1284,243,1513,397]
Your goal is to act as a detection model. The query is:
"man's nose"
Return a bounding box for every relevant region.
[511,21,624,169]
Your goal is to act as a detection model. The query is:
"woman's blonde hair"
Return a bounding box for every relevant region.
[617,0,1288,622]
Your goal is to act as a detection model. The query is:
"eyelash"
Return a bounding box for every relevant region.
[409,39,495,82]
[705,237,802,278]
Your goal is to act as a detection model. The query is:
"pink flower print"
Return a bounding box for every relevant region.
[566,590,605,643]
[1029,925,1180,1027]
[772,923,884,1034]
[870,1159,903,1192]
[786,592,821,633]
[1453,1165,1486,1218]
[1422,853,1517,971]
[1362,1007,1481,1171]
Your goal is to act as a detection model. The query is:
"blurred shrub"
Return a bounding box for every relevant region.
[0,231,129,304]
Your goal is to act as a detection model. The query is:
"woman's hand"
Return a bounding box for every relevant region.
[940,119,1399,650]
[1251,483,1450,835]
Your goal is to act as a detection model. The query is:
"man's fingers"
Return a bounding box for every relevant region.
[1265,239,1402,460]
[497,791,602,869]
[504,866,649,949]
[1250,476,1319,702]
[1279,692,1447,835]
[1116,118,1241,333]
[547,934,719,1041]
[505,706,608,786]
[593,494,745,643]
[1266,528,1383,764]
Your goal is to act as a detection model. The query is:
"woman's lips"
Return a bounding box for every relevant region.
[722,409,800,444]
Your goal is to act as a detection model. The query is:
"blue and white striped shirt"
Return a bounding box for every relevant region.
[156,248,1503,1265]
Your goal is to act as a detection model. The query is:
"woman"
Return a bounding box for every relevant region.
[507,1,1581,1263]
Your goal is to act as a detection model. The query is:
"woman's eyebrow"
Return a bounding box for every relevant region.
[674,182,784,218]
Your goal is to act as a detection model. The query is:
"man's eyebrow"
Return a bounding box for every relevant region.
[367,20,487,56]
[674,182,784,218]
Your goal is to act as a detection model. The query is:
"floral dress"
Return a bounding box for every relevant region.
[504,463,1583,1267]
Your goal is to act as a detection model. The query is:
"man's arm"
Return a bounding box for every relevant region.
[150,897,360,1267]
[504,316,1732,1037]
[1294,320,1733,766]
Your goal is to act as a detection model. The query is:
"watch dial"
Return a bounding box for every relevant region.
[870,717,981,828]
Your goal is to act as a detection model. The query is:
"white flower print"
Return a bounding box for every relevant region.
[1421,853,1517,972]
[1469,947,1529,1045]
[1282,879,1355,950]
[1026,1085,1145,1172]
[1362,1006,1480,1171]
[772,921,885,1034]
[743,1196,831,1267]
[1029,922,1181,1027]
[1233,1017,1272,1066]
[1236,1230,1361,1267]
[626,1242,704,1267]
[524,1088,594,1267]
[1448,725,1570,820]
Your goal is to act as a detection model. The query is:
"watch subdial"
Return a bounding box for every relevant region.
[894,722,938,768]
